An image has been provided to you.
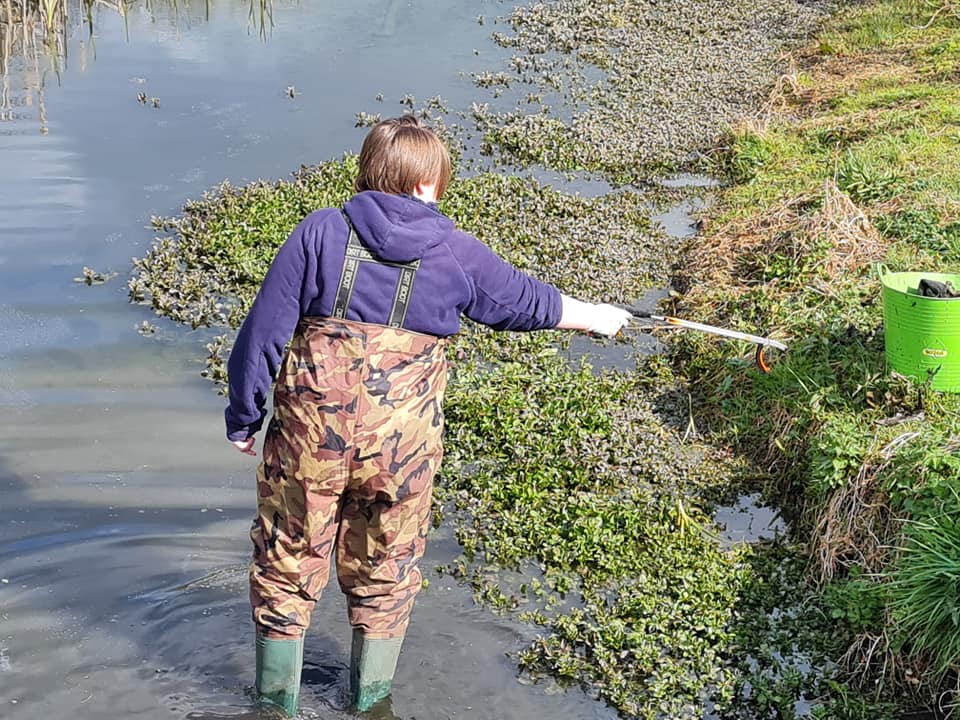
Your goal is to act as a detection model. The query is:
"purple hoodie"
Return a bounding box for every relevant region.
[225,191,562,440]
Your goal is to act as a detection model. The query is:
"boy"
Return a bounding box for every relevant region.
[225,115,630,716]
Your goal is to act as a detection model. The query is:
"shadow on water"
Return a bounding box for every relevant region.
[0,453,257,716]
[0,448,351,717]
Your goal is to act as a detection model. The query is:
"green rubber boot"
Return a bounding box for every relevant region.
[350,630,404,712]
[255,633,304,716]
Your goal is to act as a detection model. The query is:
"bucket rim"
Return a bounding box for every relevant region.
[876,263,960,298]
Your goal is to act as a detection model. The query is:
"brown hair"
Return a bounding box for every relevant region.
[355,115,452,200]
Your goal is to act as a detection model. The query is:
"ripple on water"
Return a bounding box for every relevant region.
[0,305,73,356]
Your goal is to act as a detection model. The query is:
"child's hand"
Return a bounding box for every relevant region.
[589,304,633,337]
[557,295,633,336]
[231,437,257,456]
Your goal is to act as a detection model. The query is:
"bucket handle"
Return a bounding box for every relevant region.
[875,263,890,279]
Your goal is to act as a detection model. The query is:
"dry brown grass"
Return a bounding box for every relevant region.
[796,51,919,109]
[681,180,886,312]
[749,46,906,119]
[840,626,930,694]
[811,430,919,584]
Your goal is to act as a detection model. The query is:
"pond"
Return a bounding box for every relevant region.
[0,2,643,718]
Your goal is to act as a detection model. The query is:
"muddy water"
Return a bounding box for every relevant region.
[0,3,694,719]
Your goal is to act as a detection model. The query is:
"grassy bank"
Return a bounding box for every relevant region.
[674,0,960,714]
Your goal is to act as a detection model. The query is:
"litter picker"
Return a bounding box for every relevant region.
[618,305,788,373]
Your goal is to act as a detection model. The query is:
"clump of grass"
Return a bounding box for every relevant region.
[723,128,774,184]
[889,513,960,680]
[678,179,884,317]
[836,149,905,205]
[920,35,960,79]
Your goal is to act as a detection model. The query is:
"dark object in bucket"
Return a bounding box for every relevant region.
[919,278,960,298]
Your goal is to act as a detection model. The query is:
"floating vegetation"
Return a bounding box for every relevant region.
[129,157,669,338]
[468,0,830,184]
[125,0,960,717]
[438,356,750,717]
[74,266,118,285]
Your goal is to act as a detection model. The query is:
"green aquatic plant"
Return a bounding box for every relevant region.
[439,353,747,718]
[822,567,888,633]
[471,0,828,183]
[129,158,360,328]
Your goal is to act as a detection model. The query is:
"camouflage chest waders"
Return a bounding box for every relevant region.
[251,216,447,715]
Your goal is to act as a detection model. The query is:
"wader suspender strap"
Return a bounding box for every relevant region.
[332,212,421,328]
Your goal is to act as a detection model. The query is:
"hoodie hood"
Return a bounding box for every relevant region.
[343,191,454,263]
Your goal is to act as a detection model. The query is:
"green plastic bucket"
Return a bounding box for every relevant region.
[878,264,960,392]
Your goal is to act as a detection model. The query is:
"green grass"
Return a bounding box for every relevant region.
[817,0,953,54]
[889,514,960,678]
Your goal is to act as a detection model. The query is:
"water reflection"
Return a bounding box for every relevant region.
[140,0,276,39]
[0,0,273,133]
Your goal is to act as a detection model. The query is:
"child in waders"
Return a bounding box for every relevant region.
[225,115,631,716]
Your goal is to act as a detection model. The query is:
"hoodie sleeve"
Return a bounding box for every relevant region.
[451,230,562,331]
[224,216,322,441]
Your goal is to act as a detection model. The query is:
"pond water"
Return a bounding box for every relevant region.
[0,2,701,719]
[0,2,631,718]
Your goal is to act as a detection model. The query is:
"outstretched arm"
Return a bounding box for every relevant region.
[452,230,631,337]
